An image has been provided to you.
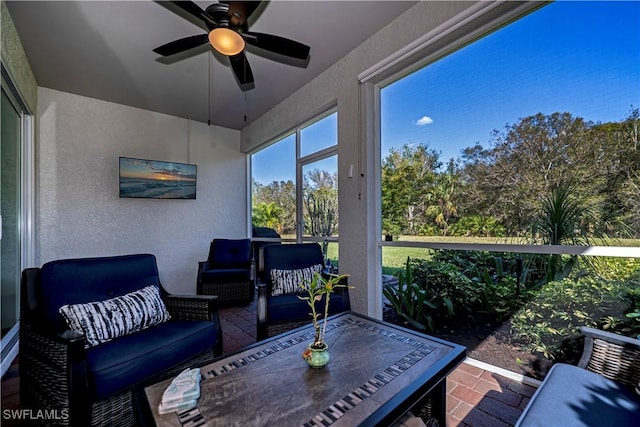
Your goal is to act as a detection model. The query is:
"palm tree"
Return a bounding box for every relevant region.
[430,160,459,236]
[252,202,283,232]
[535,186,601,281]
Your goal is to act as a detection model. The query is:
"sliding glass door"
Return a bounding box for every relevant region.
[1,87,21,334]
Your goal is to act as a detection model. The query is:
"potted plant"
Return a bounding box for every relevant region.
[298,272,349,368]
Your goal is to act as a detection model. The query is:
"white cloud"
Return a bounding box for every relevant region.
[416,116,434,126]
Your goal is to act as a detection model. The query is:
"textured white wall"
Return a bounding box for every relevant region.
[1,1,37,112]
[37,87,246,294]
[241,1,474,317]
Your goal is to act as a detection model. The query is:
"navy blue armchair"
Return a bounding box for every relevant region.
[257,243,350,340]
[20,254,222,426]
[197,238,255,306]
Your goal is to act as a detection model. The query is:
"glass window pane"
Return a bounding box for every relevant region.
[300,112,337,158]
[251,134,296,237]
[302,156,339,258]
[302,156,338,238]
[1,89,21,331]
[381,1,640,245]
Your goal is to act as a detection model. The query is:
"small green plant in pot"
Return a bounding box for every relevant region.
[298,272,349,367]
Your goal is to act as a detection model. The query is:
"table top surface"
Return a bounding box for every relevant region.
[145,312,465,427]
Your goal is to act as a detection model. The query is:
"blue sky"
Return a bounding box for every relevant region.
[381,1,640,164]
[253,1,640,184]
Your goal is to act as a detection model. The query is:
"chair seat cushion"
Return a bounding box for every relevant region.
[201,268,251,283]
[517,363,640,427]
[86,320,216,400]
[267,293,350,323]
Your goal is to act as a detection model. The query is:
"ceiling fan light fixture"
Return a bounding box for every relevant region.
[209,28,245,56]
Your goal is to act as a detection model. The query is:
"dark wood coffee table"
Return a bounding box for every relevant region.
[144,312,465,427]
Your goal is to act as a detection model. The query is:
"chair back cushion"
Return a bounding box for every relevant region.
[208,239,251,268]
[252,227,281,239]
[39,254,161,332]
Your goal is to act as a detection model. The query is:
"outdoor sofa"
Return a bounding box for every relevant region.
[516,326,640,427]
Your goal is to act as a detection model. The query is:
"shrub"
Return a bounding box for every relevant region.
[410,258,478,316]
[469,257,533,321]
[449,215,506,237]
[510,274,638,360]
[383,257,441,331]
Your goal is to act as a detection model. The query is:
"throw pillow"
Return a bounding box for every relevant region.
[270,264,323,296]
[59,285,171,348]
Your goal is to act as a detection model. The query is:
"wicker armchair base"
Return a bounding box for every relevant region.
[22,334,217,427]
[91,392,135,427]
[266,319,313,338]
[582,333,640,388]
[198,280,255,306]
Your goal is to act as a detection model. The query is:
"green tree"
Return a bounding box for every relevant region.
[591,109,640,237]
[460,112,598,235]
[534,185,609,281]
[252,202,284,231]
[381,143,441,235]
[252,178,296,234]
[304,169,338,255]
[427,159,460,236]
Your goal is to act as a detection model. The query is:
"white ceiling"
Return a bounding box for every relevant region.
[6,0,416,130]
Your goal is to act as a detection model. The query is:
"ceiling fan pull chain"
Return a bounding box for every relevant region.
[208,52,212,126]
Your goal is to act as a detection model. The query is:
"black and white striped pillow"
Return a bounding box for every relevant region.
[59,285,171,347]
[270,264,323,296]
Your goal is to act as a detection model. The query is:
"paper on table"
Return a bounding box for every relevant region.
[158,398,198,415]
[158,368,201,414]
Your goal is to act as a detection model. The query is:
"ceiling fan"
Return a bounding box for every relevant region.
[153,1,310,90]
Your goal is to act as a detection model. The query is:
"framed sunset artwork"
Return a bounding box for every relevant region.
[119,157,197,199]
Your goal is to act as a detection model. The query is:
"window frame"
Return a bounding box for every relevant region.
[250,107,339,245]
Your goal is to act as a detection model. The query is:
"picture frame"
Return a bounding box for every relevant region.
[119,157,197,199]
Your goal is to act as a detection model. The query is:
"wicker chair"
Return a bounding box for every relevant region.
[197,238,255,306]
[577,326,640,386]
[19,254,223,427]
[516,326,640,426]
[257,243,350,340]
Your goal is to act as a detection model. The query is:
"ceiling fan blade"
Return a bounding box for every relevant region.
[229,52,254,86]
[221,1,261,27]
[170,1,207,21]
[153,34,209,56]
[243,32,310,60]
